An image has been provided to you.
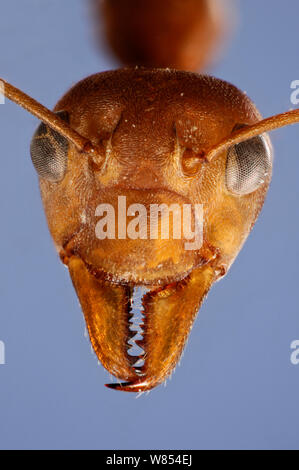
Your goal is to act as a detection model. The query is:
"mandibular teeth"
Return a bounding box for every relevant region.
[127,287,148,367]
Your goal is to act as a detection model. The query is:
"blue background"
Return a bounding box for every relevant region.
[0,0,298,450]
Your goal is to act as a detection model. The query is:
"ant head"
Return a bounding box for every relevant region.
[25,69,273,284]
[1,69,298,283]
[1,68,298,391]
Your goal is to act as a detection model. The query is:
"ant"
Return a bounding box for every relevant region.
[0,0,298,392]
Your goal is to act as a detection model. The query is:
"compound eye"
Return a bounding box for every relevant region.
[226,133,272,195]
[30,111,69,182]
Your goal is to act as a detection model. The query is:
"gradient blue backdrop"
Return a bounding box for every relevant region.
[0,0,298,450]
